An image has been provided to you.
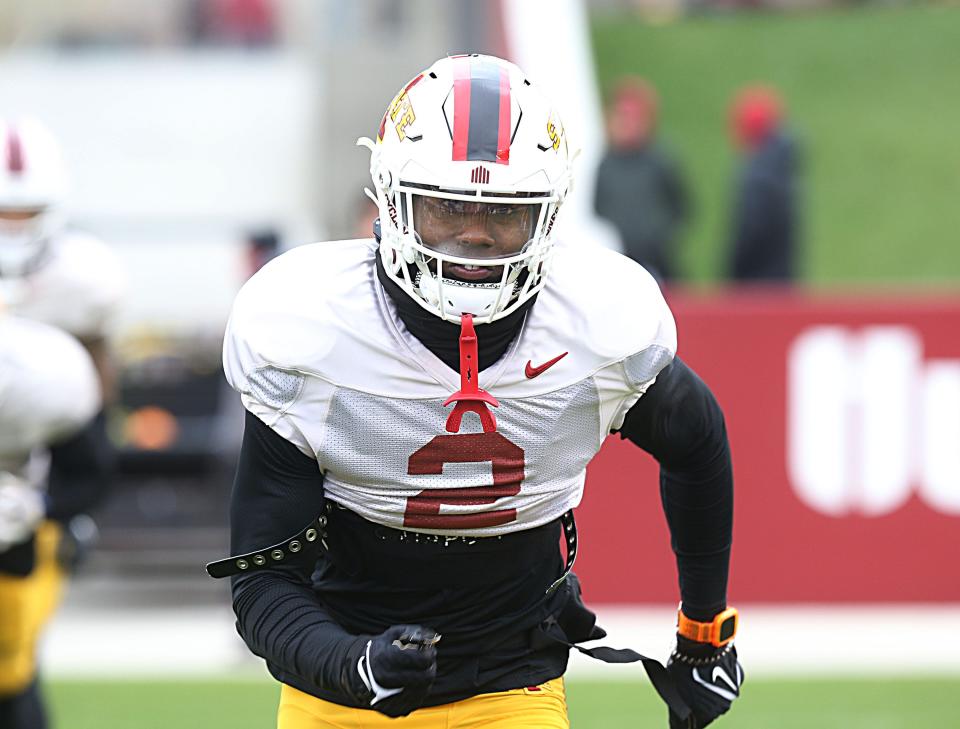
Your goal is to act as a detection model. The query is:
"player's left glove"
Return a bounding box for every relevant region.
[0,472,45,553]
[666,636,743,728]
[353,624,440,718]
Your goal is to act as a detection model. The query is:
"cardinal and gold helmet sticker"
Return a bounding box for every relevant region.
[379,73,424,143]
[547,117,563,152]
[390,92,416,141]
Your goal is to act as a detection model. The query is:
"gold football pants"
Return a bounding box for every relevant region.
[0,522,65,696]
[278,677,569,729]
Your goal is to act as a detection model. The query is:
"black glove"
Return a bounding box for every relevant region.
[353,624,440,718]
[666,636,743,728]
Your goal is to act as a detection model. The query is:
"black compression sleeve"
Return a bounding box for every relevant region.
[46,411,114,523]
[617,358,733,622]
[230,411,367,696]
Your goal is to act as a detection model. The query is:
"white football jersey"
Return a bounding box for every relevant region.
[224,239,676,537]
[0,315,101,480]
[0,231,126,341]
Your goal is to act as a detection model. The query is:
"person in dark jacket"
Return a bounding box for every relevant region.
[728,86,801,282]
[594,78,690,283]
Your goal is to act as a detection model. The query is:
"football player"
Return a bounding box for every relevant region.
[209,55,742,728]
[0,117,124,728]
[0,314,102,727]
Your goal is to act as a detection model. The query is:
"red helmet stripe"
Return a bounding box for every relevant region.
[404,73,425,93]
[452,57,472,162]
[451,58,512,166]
[6,128,25,174]
[496,65,511,164]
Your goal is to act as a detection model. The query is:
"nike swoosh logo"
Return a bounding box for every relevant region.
[525,352,568,379]
[712,665,739,693]
[358,645,403,705]
[691,665,740,702]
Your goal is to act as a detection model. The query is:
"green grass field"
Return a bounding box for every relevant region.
[46,676,960,728]
[591,5,960,285]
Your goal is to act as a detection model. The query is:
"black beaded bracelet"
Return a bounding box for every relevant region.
[669,641,734,667]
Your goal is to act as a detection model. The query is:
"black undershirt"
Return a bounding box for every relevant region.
[228,257,733,705]
[46,410,114,523]
[618,358,733,620]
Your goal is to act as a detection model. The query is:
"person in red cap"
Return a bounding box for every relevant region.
[727,85,801,282]
[595,77,691,283]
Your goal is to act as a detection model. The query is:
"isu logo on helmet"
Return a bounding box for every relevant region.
[358,54,574,324]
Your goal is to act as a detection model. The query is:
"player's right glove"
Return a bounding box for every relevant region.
[666,637,743,728]
[0,472,45,553]
[351,624,440,718]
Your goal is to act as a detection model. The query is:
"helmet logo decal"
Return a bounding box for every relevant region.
[470,166,490,184]
[389,90,417,142]
[6,128,24,175]
[451,56,511,165]
[547,118,562,151]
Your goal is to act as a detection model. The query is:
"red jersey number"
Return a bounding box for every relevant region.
[404,432,524,529]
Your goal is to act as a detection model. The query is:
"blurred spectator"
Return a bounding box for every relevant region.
[187,0,277,47]
[727,85,801,282]
[594,77,690,283]
[244,227,281,279]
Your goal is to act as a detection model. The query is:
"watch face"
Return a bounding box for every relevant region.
[719,616,737,642]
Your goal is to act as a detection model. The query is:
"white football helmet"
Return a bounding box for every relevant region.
[359,54,574,324]
[0,118,68,277]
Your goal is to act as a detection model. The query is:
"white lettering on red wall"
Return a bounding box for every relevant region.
[788,326,960,516]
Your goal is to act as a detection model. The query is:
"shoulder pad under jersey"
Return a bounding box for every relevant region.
[223,239,411,447]
[509,242,676,389]
[224,239,378,375]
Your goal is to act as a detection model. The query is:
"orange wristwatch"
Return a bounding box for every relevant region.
[677,607,739,648]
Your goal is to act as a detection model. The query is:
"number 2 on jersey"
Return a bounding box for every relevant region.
[404,432,525,529]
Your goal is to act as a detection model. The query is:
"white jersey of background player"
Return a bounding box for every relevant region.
[0,118,125,346]
[0,314,101,551]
